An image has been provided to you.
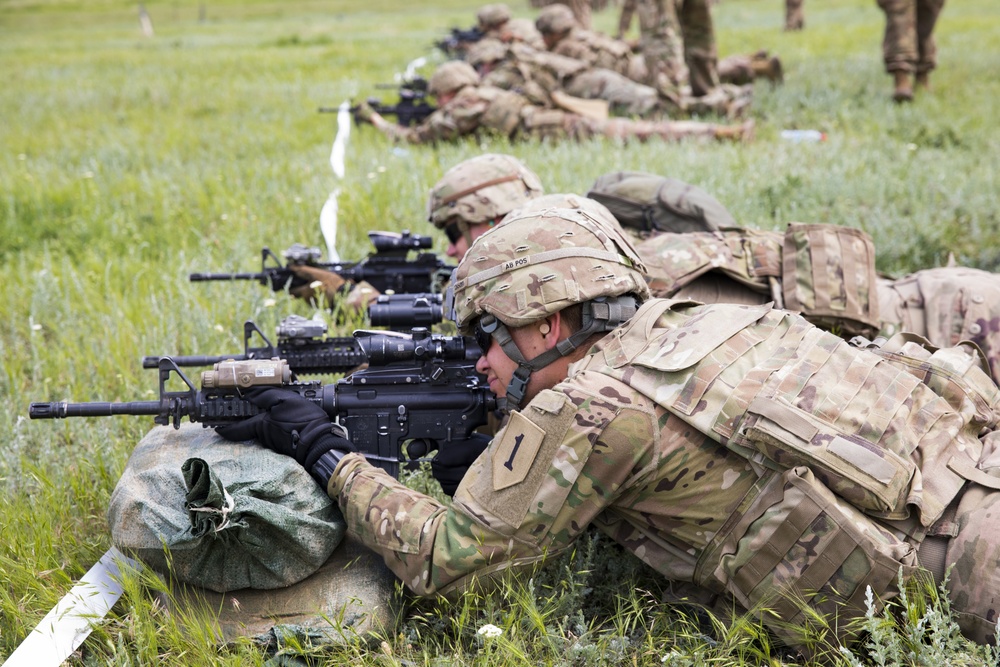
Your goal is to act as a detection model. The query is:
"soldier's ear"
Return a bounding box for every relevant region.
[539,313,561,349]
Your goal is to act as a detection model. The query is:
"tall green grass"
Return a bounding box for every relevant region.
[2,0,1000,663]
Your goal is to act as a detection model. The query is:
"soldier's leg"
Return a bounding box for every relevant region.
[876,0,918,101]
[564,68,662,117]
[939,469,1000,644]
[676,0,720,97]
[915,0,945,88]
[785,0,804,31]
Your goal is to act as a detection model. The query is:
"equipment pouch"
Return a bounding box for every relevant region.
[695,466,919,647]
[735,395,915,516]
[782,223,880,337]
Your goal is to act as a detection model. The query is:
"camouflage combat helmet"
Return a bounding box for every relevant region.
[477,3,511,30]
[427,153,544,247]
[427,61,480,98]
[506,193,620,231]
[448,207,649,407]
[535,3,576,35]
[467,38,509,68]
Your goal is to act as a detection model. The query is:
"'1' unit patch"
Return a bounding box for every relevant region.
[493,411,546,491]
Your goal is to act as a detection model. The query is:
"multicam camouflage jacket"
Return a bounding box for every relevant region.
[330,298,1000,649]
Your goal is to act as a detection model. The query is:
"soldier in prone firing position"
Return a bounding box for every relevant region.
[355,60,753,144]
[218,206,1000,656]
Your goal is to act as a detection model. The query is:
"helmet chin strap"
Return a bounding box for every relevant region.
[482,295,641,410]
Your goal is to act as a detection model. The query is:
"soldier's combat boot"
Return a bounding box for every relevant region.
[892,71,913,103]
[915,71,931,91]
[751,55,783,85]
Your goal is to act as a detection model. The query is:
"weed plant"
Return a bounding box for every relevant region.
[2,0,1000,664]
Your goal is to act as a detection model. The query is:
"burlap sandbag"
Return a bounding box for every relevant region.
[108,423,345,592]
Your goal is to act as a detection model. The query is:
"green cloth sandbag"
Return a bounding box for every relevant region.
[108,423,345,592]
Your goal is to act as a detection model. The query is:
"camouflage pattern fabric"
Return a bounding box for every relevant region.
[675,0,720,97]
[481,43,663,117]
[631,229,1000,387]
[551,28,637,77]
[617,0,659,38]
[376,83,741,144]
[562,68,662,117]
[329,298,1000,651]
[878,267,1000,384]
[785,0,804,29]
[876,0,946,74]
[634,228,782,297]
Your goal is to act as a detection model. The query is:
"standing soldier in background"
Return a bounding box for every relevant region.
[785,0,804,30]
[876,0,945,102]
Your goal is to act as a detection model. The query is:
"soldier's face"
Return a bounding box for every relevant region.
[445,220,495,259]
[475,324,538,400]
[474,315,564,404]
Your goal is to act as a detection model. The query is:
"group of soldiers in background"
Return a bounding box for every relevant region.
[356,0,947,145]
[354,0,789,145]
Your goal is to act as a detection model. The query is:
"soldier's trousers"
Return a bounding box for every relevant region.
[876,0,945,73]
[929,434,1000,644]
[564,68,663,117]
[675,0,720,97]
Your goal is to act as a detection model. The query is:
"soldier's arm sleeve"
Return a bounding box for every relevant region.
[371,108,462,144]
[328,377,659,596]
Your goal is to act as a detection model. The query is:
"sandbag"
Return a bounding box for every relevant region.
[586,170,737,234]
[108,423,346,593]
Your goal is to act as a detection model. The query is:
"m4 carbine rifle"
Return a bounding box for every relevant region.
[140,305,464,376]
[435,26,485,58]
[321,77,436,127]
[189,230,454,296]
[32,329,497,479]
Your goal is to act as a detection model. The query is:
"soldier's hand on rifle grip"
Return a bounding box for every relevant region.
[215,388,354,472]
[431,432,491,497]
[288,265,348,305]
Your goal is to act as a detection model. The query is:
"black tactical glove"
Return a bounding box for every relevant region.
[215,388,354,482]
[431,433,490,497]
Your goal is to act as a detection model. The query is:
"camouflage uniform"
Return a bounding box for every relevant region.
[474,40,665,117]
[631,227,1000,389]
[674,0,719,97]
[328,208,1000,648]
[477,4,546,49]
[876,0,946,74]
[370,80,751,145]
[537,5,749,117]
[785,0,804,30]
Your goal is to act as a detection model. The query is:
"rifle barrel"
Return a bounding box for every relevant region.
[30,401,164,419]
[189,272,263,282]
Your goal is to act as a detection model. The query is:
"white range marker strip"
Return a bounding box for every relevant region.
[2,548,141,667]
[320,100,351,263]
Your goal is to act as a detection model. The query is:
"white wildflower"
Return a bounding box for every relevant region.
[477,623,503,639]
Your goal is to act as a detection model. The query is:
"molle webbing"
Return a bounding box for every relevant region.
[782,223,880,337]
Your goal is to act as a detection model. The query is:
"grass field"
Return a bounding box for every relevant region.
[2,0,1000,663]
